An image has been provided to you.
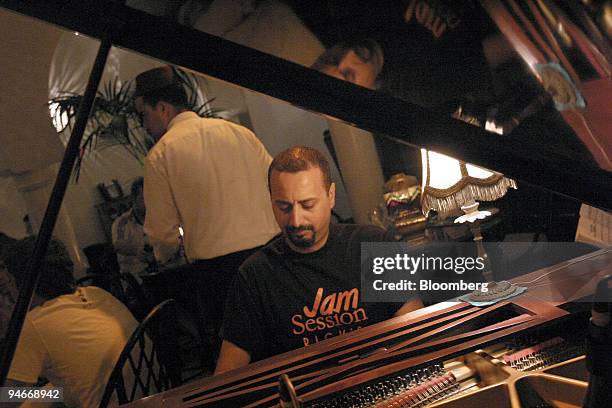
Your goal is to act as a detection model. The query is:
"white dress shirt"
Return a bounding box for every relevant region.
[144,112,279,263]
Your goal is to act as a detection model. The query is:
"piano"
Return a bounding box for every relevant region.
[1,1,610,407]
[119,248,611,407]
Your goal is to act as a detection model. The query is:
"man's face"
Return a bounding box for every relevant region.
[322,50,379,90]
[270,167,336,253]
[135,96,167,140]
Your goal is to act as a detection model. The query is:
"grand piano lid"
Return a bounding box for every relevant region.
[0,0,610,210]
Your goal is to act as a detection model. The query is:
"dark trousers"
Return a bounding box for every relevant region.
[191,246,261,335]
[143,246,261,369]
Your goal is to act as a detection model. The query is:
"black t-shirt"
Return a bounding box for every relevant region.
[221,224,408,362]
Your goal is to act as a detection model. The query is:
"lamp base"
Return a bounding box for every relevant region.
[454,202,491,224]
[468,280,519,302]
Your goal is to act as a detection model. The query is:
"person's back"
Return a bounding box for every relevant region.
[5,236,139,407]
[146,114,279,260]
[9,286,138,407]
[136,66,280,353]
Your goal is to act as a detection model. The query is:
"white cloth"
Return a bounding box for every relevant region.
[144,112,279,263]
[8,286,139,408]
[111,209,153,276]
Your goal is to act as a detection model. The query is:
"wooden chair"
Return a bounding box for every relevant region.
[98,299,183,408]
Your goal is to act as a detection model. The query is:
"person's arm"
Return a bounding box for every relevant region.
[4,318,47,408]
[364,227,425,318]
[214,340,252,375]
[370,227,425,317]
[394,297,424,317]
[143,156,181,264]
[216,266,265,373]
[238,124,273,180]
[4,379,32,387]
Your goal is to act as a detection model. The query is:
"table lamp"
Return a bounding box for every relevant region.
[421,149,519,302]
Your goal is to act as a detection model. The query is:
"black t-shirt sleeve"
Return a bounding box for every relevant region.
[356,225,415,315]
[220,267,265,358]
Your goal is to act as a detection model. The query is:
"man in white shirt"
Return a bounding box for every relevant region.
[134,66,279,341]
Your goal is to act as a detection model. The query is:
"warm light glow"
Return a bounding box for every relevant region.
[420,148,517,218]
[465,163,494,179]
[485,119,504,135]
[421,149,496,190]
[421,150,463,189]
[421,148,428,192]
[179,226,184,237]
[48,101,70,133]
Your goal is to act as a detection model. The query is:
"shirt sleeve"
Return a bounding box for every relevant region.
[143,155,181,264]
[240,125,273,176]
[361,225,418,314]
[219,268,266,359]
[8,316,47,383]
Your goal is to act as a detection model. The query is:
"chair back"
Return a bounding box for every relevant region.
[98,299,182,408]
[77,273,152,320]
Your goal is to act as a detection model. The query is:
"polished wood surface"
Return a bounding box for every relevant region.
[122,248,609,407]
[510,248,612,306]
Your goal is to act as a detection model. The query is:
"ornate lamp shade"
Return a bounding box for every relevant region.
[420,149,517,221]
[420,149,520,291]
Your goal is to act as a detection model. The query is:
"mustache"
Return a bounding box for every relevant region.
[285,225,314,233]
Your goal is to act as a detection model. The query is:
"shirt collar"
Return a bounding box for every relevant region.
[166,110,198,131]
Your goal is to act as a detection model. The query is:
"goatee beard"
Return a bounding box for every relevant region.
[285,225,315,248]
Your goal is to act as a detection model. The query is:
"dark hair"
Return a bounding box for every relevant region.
[130,177,144,199]
[139,83,189,110]
[4,236,76,300]
[268,146,332,191]
[134,66,189,109]
[311,38,384,77]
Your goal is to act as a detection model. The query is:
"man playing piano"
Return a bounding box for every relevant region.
[216,146,423,373]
